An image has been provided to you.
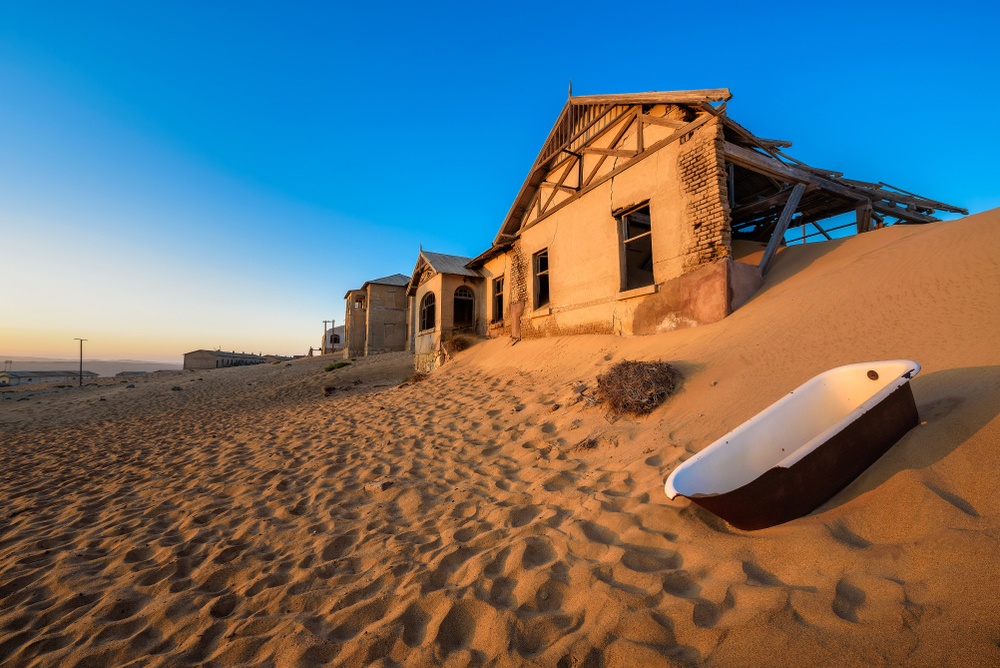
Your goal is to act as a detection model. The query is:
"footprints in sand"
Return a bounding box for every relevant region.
[832,579,867,622]
[1,356,961,667]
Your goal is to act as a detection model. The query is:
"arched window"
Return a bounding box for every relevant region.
[419,292,436,331]
[454,286,475,327]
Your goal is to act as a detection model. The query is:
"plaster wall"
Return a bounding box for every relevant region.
[364,284,408,354]
[344,289,367,357]
[507,117,731,337]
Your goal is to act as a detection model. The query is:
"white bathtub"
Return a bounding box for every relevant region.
[664,360,921,530]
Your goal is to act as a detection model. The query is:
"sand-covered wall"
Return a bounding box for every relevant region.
[505,116,732,338]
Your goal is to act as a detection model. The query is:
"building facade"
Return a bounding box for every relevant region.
[182,350,266,371]
[342,274,410,357]
[406,251,483,372]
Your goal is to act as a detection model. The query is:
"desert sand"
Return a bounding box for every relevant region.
[2,209,999,667]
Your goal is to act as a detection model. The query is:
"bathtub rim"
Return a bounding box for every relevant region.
[664,359,921,500]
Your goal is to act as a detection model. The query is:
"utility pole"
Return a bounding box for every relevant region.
[322,320,331,355]
[74,338,87,387]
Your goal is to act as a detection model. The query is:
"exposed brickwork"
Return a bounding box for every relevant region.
[508,239,528,306]
[678,118,731,270]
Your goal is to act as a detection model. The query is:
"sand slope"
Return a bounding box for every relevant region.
[2,211,999,667]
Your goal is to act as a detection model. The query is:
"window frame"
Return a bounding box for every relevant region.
[533,249,550,310]
[419,292,436,332]
[617,204,654,291]
[492,275,504,323]
[453,286,475,327]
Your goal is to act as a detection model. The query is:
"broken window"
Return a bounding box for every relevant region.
[354,296,365,309]
[533,249,550,309]
[618,205,654,290]
[492,276,504,323]
[419,292,436,331]
[454,286,475,327]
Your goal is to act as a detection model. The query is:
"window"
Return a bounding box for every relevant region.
[533,249,550,309]
[492,276,504,322]
[387,289,397,308]
[354,296,365,309]
[419,292,436,331]
[454,286,475,327]
[618,205,654,290]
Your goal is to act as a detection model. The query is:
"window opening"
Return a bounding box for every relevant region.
[492,276,504,322]
[533,249,550,309]
[454,286,475,327]
[618,205,654,290]
[419,292,436,331]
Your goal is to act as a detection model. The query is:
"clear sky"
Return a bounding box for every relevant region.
[2,1,997,363]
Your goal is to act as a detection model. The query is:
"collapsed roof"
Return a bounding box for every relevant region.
[473,88,966,268]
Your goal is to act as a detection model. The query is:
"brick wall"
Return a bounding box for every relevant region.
[678,118,731,270]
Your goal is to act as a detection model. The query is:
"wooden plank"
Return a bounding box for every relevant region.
[582,148,636,157]
[540,181,577,194]
[730,184,818,220]
[856,202,873,234]
[760,183,806,276]
[571,89,731,106]
[871,201,939,224]
[640,113,687,129]
[723,143,868,203]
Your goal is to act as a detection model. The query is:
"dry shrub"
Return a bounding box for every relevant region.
[444,335,475,354]
[595,360,679,416]
[403,372,428,385]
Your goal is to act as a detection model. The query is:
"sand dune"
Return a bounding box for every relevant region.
[2,210,999,667]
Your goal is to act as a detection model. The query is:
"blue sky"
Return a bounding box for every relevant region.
[2,1,997,362]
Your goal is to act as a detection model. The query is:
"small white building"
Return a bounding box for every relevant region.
[0,370,99,386]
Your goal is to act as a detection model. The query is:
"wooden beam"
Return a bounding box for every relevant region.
[523,112,716,234]
[582,111,638,187]
[639,113,687,129]
[724,143,868,203]
[570,89,731,105]
[760,183,806,276]
[871,201,940,224]
[582,147,636,157]
[731,184,818,221]
[541,181,577,194]
[856,202,873,234]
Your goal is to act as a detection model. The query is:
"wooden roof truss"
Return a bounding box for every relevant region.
[718,108,967,271]
[494,89,732,244]
[480,90,966,276]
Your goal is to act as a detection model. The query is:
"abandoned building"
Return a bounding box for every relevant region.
[343,273,410,357]
[0,370,99,386]
[351,89,964,372]
[461,88,966,346]
[407,251,482,372]
[182,350,266,371]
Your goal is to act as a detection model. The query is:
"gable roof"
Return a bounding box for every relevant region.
[492,89,731,246]
[407,250,481,295]
[473,88,967,265]
[419,251,479,277]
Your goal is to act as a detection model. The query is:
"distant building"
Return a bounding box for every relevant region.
[343,273,410,357]
[322,324,345,353]
[0,370,98,386]
[182,350,266,371]
[406,250,482,372]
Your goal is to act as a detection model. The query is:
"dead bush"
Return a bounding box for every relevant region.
[443,334,475,354]
[403,372,428,385]
[595,360,680,416]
